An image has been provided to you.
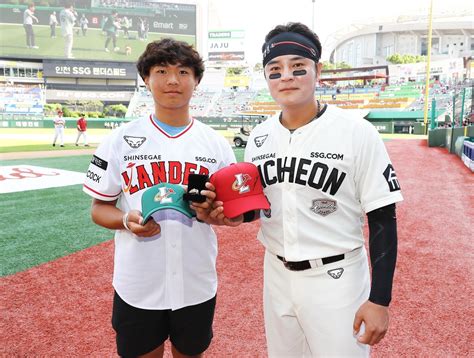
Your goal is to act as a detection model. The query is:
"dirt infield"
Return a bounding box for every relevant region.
[1,139,473,356]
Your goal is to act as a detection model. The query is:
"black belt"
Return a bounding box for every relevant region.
[277,253,345,271]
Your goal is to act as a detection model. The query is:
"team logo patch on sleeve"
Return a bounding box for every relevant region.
[254,134,268,148]
[383,164,401,192]
[90,155,108,170]
[124,136,146,149]
[311,199,337,216]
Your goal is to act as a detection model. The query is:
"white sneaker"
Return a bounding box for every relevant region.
[114,47,120,52]
[105,48,110,52]
[31,46,39,49]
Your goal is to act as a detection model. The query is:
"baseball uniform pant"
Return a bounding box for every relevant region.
[63,34,73,58]
[23,24,35,47]
[75,130,88,145]
[53,127,64,146]
[263,247,370,357]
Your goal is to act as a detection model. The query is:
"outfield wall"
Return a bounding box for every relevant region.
[0,116,442,134]
[0,116,261,130]
[0,117,128,129]
[428,126,474,153]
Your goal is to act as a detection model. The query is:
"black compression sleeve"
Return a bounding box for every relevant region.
[367,203,398,307]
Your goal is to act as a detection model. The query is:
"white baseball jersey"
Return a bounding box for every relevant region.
[23,9,35,25]
[244,105,403,261]
[53,117,65,128]
[59,8,76,36]
[83,115,235,310]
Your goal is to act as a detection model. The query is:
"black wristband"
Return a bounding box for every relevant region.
[367,204,398,307]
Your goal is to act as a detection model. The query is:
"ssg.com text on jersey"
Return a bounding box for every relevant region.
[310,152,344,160]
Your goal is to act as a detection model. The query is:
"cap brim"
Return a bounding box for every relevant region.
[143,205,194,223]
[222,194,270,219]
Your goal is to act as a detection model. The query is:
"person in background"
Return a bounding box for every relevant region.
[137,17,145,41]
[23,3,39,49]
[59,2,76,59]
[103,10,120,52]
[121,15,131,38]
[75,114,89,146]
[49,11,58,38]
[52,110,65,147]
[79,14,88,36]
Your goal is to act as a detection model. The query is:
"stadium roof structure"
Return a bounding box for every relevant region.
[325,11,474,66]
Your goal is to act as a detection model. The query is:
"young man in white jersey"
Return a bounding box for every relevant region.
[52,110,65,147]
[201,22,403,357]
[83,39,235,357]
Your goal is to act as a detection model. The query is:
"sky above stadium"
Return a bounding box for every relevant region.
[207,0,473,64]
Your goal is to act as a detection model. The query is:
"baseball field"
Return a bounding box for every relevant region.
[0,24,194,61]
[1,129,473,356]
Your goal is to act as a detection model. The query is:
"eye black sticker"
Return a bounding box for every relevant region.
[268,73,281,79]
[293,69,307,76]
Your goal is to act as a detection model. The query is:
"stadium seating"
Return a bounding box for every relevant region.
[126,88,259,119]
[0,83,44,115]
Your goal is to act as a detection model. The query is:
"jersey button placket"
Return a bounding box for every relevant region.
[282,131,299,257]
[167,223,184,308]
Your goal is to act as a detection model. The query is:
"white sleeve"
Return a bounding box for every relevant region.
[82,133,122,201]
[354,122,403,213]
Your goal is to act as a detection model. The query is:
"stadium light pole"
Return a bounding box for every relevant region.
[423,0,434,135]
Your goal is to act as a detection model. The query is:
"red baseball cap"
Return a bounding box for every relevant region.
[210,162,270,218]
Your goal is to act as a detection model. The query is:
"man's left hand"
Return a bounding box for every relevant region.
[189,182,243,227]
[353,300,389,346]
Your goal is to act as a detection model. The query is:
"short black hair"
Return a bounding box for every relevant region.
[264,22,322,62]
[136,38,204,83]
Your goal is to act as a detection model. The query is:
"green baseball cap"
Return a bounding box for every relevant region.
[141,183,194,223]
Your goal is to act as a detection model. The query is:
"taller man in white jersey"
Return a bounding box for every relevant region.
[200,22,403,357]
[249,22,403,357]
[83,39,235,357]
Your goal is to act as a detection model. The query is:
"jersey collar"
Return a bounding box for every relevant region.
[148,114,194,139]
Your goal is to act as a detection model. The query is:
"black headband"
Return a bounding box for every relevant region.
[262,32,320,67]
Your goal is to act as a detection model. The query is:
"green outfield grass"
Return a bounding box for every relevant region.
[1,147,244,276]
[233,147,244,162]
[0,155,112,276]
[0,24,194,61]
